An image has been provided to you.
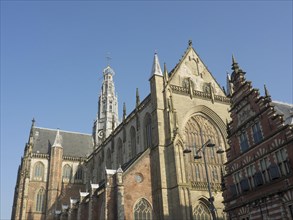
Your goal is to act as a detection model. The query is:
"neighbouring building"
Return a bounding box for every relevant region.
[223,57,293,219]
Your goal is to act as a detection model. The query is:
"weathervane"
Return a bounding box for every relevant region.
[106,52,112,66]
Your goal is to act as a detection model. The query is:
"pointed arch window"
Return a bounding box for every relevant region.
[63,164,72,182]
[117,138,123,166]
[36,188,45,212]
[130,126,136,158]
[133,198,153,220]
[106,148,112,169]
[193,202,211,220]
[144,113,152,149]
[75,166,83,182]
[33,161,45,181]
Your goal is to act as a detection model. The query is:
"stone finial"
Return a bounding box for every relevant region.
[226,72,234,96]
[163,63,169,86]
[231,54,240,73]
[123,102,126,120]
[264,84,270,97]
[136,88,140,108]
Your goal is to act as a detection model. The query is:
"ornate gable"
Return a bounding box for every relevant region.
[168,41,225,97]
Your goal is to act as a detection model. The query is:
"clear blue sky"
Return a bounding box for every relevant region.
[1,1,292,219]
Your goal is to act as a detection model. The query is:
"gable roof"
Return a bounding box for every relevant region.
[32,127,93,158]
[167,42,225,96]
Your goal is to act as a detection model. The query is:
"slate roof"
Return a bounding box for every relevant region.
[32,127,93,158]
[272,101,293,125]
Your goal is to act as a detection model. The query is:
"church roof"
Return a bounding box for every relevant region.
[32,127,93,158]
[272,101,293,125]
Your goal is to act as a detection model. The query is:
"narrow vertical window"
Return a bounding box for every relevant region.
[275,148,289,176]
[252,122,263,144]
[117,138,123,166]
[133,198,153,220]
[246,164,255,188]
[106,148,112,169]
[130,127,136,158]
[144,114,152,149]
[240,132,249,152]
[75,166,83,182]
[63,164,72,181]
[36,188,45,212]
[260,158,269,183]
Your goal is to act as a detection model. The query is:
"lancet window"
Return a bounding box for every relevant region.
[33,161,45,181]
[35,188,45,212]
[117,138,123,167]
[130,126,136,158]
[144,113,152,149]
[184,114,224,184]
[63,164,72,181]
[75,165,83,182]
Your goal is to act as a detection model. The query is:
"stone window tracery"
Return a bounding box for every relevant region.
[193,202,211,220]
[133,198,153,220]
[62,164,72,181]
[33,161,45,181]
[35,188,45,212]
[184,114,224,184]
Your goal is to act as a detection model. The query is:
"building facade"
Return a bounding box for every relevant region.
[223,58,293,219]
[12,41,254,220]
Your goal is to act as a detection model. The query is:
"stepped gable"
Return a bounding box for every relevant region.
[32,127,93,157]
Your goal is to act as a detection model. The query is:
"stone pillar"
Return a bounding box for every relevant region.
[116,167,124,220]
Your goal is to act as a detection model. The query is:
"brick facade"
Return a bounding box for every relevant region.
[223,57,293,219]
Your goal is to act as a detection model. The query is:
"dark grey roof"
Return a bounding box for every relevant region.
[32,127,93,158]
[272,101,293,125]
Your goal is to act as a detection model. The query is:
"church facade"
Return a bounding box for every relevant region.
[13,41,235,220]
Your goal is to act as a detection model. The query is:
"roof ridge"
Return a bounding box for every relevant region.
[272,100,293,107]
[34,127,91,136]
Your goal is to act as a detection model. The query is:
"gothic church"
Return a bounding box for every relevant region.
[12,41,232,220]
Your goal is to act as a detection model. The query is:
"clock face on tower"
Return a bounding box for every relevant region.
[98,130,104,139]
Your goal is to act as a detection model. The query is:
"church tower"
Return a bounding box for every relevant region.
[93,65,119,147]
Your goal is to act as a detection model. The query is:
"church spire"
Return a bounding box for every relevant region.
[93,62,119,147]
[150,52,163,78]
[53,129,62,148]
